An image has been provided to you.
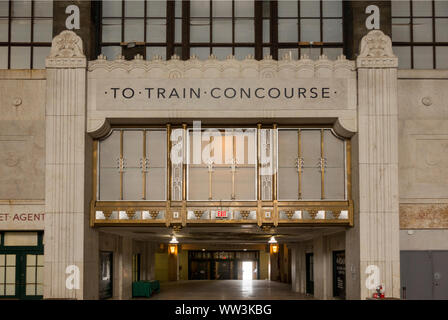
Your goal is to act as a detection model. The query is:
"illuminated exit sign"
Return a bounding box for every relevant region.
[216,210,228,218]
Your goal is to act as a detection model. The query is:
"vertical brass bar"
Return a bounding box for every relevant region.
[346,138,352,201]
[222,129,226,164]
[120,129,124,200]
[272,124,277,201]
[167,124,172,201]
[142,130,147,200]
[182,123,187,201]
[320,129,325,200]
[298,129,302,199]
[257,123,261,201]
[231,133,236,200]
[91,139,98,227]
[208,135,214,200]
[93,140,98,201]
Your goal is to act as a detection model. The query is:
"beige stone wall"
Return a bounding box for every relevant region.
[0,70,46,201]
[291,232,345,299]
[98,232,156,299]
[400,229,448,250]
[155,252,169,281]
[259,251,270,280]
[398,70,448,229]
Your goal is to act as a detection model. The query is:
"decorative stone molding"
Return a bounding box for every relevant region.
[12,97,22,107]
[421,96,433,106]
[88,118,112,139]
[400,204,448,229]
[333,118,356,138]
[46,30,86,68]
[88,53,355,78]
[357,30,398,68]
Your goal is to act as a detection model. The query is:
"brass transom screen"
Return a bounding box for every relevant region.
[277,128,346,201]
[97,127,347,202]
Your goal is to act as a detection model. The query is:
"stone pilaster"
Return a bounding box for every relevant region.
[269,250,280,281]
[144,242,156,280]
[168,248,179,281]
[313,236,331,299]
[44,30,88,299]
[346,30,400,299]
[117,236,133,299]
[290,244,307,294]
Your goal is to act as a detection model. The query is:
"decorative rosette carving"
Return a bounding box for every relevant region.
[357,30,398,68]
[46,30,86,68]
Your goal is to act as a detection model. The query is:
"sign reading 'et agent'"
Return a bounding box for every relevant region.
[0,213,45,222]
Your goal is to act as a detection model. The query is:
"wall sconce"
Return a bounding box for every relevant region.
[268,236,278,254]
[168,235,179,254]
[168,244,177,255]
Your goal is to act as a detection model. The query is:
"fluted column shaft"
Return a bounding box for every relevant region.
[346,30,400,299]
[44,31,88,299]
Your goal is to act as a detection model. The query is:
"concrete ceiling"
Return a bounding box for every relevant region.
[97,224,348,245]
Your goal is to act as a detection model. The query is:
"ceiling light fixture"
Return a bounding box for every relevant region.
[268,236,277,244]
[170,236,179,244]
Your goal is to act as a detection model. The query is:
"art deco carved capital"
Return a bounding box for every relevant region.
[357,30,398,68]
[46,30,86,68]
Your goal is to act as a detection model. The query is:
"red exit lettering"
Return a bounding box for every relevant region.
[217,210,227,217]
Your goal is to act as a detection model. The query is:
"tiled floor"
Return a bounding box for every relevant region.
[148,280,314,300]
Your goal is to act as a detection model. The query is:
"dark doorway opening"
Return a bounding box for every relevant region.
[188,250,259,280]
[99,251,113,299]
[305,253,314,295]
[132,253,141,282]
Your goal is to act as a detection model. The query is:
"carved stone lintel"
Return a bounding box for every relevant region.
[88,52,355,77]
[46,30,86,68]
[357,30,398,68]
